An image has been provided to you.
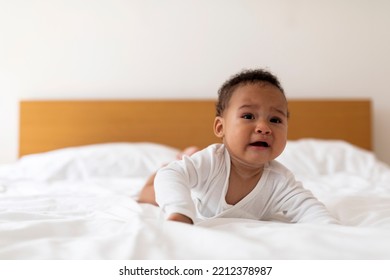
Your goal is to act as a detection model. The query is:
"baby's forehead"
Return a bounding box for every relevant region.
[226,84,287,113]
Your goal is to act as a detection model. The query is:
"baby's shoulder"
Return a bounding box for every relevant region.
[183,143,226,166]
[196,143,226,159]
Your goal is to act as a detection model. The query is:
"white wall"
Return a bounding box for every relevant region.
[1,0,390,164]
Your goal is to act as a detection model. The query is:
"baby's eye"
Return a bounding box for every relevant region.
[242,113,255,120]
[270,117,282,123]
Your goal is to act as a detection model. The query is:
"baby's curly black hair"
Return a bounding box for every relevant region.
[216,69,285,117]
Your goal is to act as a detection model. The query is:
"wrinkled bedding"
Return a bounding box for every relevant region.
[1,140,389,259]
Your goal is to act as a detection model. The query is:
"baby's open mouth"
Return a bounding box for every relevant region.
[250,141,269,147]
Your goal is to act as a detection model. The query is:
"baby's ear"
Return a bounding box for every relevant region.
[213,117,224,138]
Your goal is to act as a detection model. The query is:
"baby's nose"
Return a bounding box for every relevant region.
[256,121,271,135]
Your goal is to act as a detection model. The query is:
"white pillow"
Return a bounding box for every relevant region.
[277,139,389,180]
[9,142,180,181]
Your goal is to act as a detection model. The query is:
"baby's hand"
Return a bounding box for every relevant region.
[168,213,193,224]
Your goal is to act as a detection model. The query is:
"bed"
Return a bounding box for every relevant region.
[1,98,390,260]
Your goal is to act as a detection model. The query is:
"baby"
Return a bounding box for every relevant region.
[142,69,339,225]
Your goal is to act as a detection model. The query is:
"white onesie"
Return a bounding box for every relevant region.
[154,144,338,224]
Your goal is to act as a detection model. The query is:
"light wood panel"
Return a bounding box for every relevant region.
[287,99,372,150]
[19,99,372,156]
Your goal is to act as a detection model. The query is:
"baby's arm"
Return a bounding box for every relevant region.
[273,175,339,224]
[154,154,206,224]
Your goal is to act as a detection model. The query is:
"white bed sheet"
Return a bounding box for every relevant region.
[1,140,390,259]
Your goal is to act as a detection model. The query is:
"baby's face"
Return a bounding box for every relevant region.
[214,83,288,169]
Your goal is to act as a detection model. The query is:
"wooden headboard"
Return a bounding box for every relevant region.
[19,99,372,157]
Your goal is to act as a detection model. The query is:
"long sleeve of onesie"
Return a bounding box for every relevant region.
[154,145,221,222]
